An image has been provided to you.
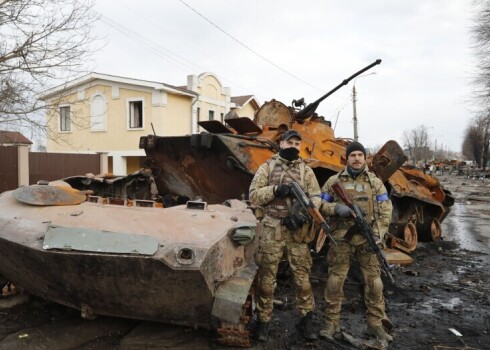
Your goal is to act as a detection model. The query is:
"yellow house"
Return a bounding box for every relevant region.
[230,95,260,120]
[40,72,260,175]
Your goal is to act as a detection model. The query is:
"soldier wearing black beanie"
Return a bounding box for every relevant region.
[318,138,394,343]
[345,141,366,158]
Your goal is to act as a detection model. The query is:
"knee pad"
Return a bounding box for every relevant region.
[327,274,342,295]
[258,278,275,298]
[366,276,384,300]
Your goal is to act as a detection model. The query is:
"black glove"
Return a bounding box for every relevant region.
[334,203,354,218]
[275,184,291,199]
[283,215,304,231]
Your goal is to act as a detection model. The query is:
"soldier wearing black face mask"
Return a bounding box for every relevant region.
[279,146,300,161]
[249,130,321,341]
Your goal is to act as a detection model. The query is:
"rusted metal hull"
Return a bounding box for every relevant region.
[143,136,453,246]
[144,135,255,204]
[386,168,454,242]
[0,189,258,335]
[141,100,454,252]
[0,236,214,328]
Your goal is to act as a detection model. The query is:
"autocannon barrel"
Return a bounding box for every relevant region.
[295,59,382,120]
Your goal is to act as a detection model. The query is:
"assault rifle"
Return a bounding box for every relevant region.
[289,182,336,252]
[331,181,395,284]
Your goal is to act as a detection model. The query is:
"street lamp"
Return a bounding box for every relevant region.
[352,72,376,142]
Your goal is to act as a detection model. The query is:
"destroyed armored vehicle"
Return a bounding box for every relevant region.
[141,60,454,256]
[0,60,453,347]
[0,171,258,347]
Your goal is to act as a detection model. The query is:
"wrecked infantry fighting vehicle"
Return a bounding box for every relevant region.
[0,171,259,347]
[141,108,453,258]
[141,60,454,257]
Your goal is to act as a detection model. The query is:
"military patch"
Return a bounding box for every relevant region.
[345,183,355,190]
[355,184,364,192]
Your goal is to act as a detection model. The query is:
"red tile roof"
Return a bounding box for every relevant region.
[0,130,32,145]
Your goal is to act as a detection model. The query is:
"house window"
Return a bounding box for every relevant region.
[128,100,143,129]
[209,110,214,121]
[220,113,224,122]
[60,106,71,132]
[90,94,106,131]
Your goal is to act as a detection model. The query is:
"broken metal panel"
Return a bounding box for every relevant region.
[61,169,156,202]
[211,262,257,323]
[384,248,413,266]
[43,226,159,255]
[12,185,86,206]
[144,135,253,203]
[388,170,444,206]
[370,140,408,183]
[198,120,233,134]
[225,117,262,134]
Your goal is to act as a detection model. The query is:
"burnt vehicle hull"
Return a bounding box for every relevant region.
[142,100,454,256]
[0,185,257,346]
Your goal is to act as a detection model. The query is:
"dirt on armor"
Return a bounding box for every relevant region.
[1,175,489,350]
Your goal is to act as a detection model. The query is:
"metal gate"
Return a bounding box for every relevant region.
[0,147,18,194]
[29,152,100,184]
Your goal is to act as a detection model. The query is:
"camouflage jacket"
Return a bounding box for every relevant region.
[249,154,321,213]
[320,167,392,240]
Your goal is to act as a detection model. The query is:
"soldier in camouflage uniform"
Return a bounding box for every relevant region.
[249,130,321,341]
[319,141,393,342]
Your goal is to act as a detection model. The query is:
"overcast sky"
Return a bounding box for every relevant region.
[92,0,477,153]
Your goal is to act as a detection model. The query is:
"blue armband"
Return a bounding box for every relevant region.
[321,192,334,202]
[376,193,389,201]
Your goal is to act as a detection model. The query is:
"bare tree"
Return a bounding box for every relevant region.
[366,144,382,156]
[469,1,490,169]
[402,125,431,164]
[462,115,490,169]
[0,0,99,141]
[462,125,483,162]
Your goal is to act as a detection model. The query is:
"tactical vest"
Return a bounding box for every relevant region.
[335,171,376,231]
[265,158,305,219]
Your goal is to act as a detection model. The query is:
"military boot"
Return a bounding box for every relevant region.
[255,321,270,342]
[366,324,393,342]
[297,312,317,340]
[319,321,340,340]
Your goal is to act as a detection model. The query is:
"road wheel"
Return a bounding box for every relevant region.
[418,218,442,242]
[403,222,418,252]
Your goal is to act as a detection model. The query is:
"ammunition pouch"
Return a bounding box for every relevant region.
[254,206,265,221]
[293,222,316,243]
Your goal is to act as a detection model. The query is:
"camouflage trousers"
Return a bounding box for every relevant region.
[254,220,314,322]
[324,235,386,327]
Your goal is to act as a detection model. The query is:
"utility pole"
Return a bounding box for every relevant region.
[433,139,437,161]
[352,85,358,142]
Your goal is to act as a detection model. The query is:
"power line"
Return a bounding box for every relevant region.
[99,7,351,117]
[178,0,323,92]
[99,14,271,101]
[106,3,270,100]
[100,15,201,74]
